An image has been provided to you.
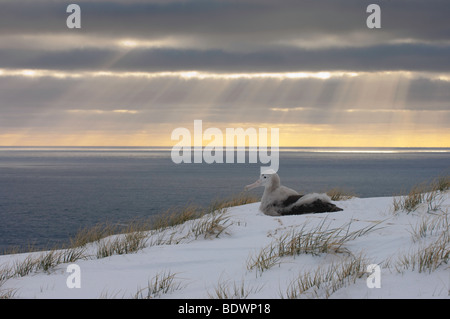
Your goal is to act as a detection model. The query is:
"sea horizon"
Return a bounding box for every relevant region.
[1,146,449,153]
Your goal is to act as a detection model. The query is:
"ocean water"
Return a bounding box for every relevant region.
[0,147,449,253]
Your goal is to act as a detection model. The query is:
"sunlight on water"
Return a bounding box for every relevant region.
[278,147,450,154]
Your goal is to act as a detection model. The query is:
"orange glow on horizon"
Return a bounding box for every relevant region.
[1,123,449,148]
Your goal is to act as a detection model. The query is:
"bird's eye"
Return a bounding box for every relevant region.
[263,176,267,179]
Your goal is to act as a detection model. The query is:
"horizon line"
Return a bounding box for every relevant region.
[1,146,449,153]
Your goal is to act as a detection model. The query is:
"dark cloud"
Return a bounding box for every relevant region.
[0,0,449,73]
[1,43,449,73]
[0,0,366,36]
[1,0,449,41]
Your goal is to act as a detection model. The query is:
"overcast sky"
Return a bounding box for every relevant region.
[0,0,449,147]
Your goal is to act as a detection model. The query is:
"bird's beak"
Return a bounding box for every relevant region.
[244,179,262,191]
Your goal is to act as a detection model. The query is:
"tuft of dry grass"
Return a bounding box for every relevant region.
[96,231,148,258]
[280,254,369,299]
[396,231,450,273]
[148,192,257,235]
[399,207,449,273]
[187,208,231,240]
[246,244,281,276]
[0,283,16,299]
[0,266,13,299]
[133,270,183,299]
[150,205,203,231]
[326,188,356,201]
[392,185,425,213]
[431,176,450,192]
[247,219,381,276]
[70,222,123,248]
[208,277,263,299]
[209,192,259,211]
[392,176,449,214]
[409,210,449,243]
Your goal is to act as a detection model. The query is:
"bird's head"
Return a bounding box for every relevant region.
[244,169,279,191]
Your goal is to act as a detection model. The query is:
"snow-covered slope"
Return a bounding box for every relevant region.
[1,192,449,299]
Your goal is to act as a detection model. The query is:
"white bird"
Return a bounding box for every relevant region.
[244,170,343,216]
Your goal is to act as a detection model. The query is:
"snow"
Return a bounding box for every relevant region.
[1,192,449,299]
